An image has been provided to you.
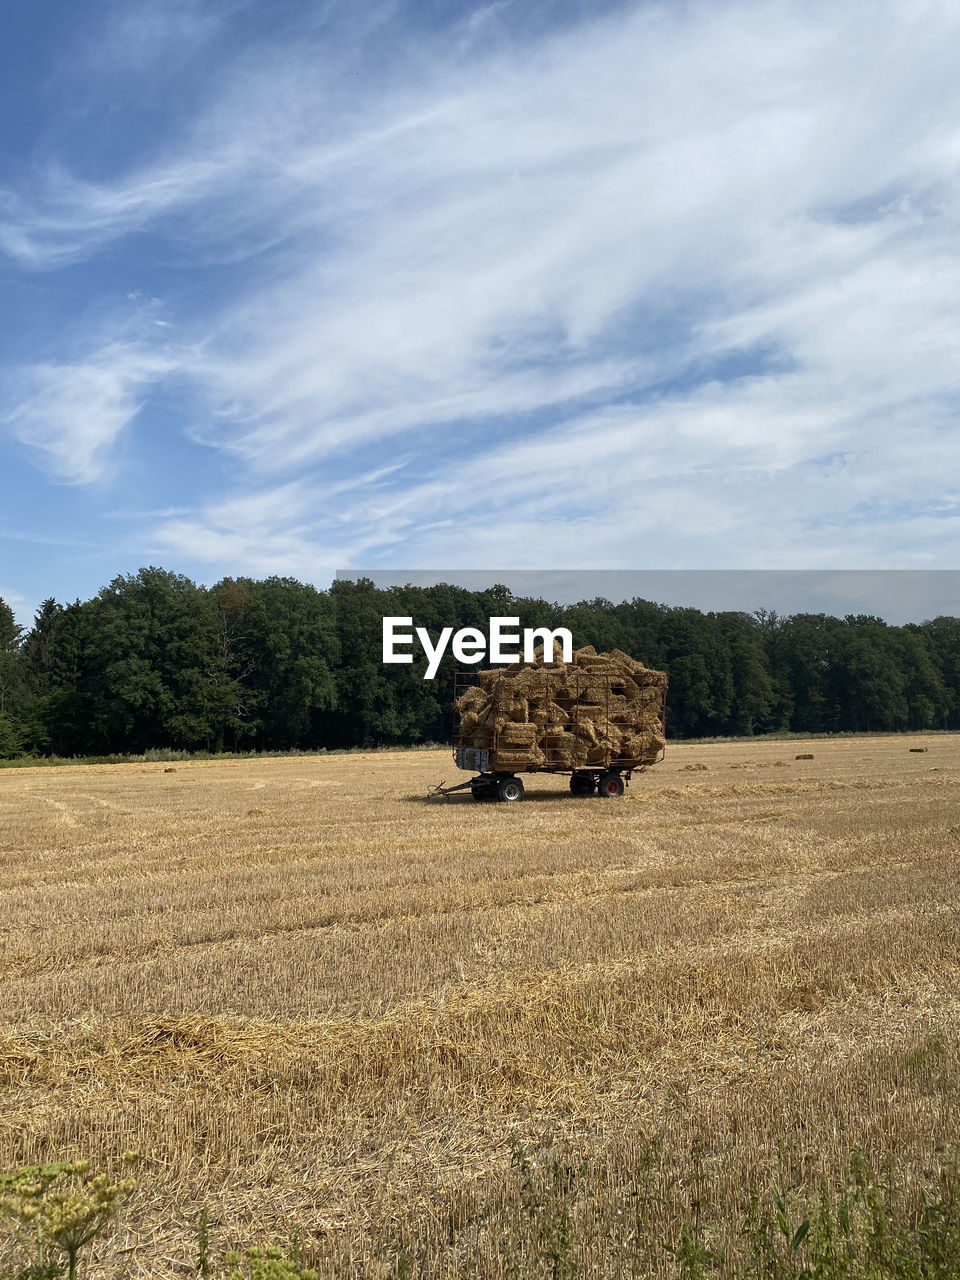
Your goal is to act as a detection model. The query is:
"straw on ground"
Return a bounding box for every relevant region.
[0,735,958,1276]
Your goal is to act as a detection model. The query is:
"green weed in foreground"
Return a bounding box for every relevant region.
[224,1246,317,1280]
[488,1143,960,1280]
[2,1147,960,1277]
[742,1150,960,1279]
[0,1156,139,1280]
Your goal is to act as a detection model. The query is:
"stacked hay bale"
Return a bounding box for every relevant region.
[456,645,667,772]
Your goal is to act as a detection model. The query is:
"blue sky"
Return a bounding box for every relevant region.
[2,0,960,625]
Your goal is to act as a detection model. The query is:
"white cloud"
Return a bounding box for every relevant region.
[2,343,175,483]
[4,0,960,571]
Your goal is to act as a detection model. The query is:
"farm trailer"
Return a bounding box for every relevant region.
[436,648,668,802]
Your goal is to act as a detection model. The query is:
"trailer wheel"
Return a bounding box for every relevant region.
[497,776,525,803]
[471,777,495,801]
[597,771,625,798]
[570,773,595,796]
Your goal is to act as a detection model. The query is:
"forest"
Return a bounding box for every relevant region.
[0,568,958,758]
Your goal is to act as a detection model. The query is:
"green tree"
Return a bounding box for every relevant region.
[75,569,225,752]
[754,609,795,730]
[7,573,960,754]
[897,626,948,729]
[656,609,733,736]
[830,617,906,732]
[775,614,841,733]
[561,597,628,656]
[714,611,775,735]
[229,577,338,749]
[0,597,28,757]
[920,616,960,728]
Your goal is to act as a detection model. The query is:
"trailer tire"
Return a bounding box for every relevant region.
[570,773,595,796]
[497,776,525,803]
[597,771,625,798]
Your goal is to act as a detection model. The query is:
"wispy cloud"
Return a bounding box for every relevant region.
[2,342,175,483]
[3,0,960,579]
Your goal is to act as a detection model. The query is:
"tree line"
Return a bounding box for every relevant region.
[0,567,958,758]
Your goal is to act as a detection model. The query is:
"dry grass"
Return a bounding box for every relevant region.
[1,735,959,1276]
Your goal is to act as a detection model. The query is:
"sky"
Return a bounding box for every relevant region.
[340,571,960,625]
[1,0,960,627]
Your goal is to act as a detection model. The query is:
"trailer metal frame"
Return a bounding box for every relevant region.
[432,666,668,800]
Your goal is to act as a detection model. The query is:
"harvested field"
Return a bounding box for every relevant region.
[1,735,959,1276]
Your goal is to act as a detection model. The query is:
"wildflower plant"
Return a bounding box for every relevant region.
[223,1245,318,1280]
[0,1154,139,1280]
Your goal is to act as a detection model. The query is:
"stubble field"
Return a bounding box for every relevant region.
[1,735,959,1277]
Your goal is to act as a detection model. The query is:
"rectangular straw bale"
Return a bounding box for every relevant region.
[462,699,494,731]
[464,710,496,734]
[529,701,569,728]
[456,645,665,762]
[593,723,622,751]
[546,728,584,757]
[575,684,614,706]
[529,638,566,666]
[570,719,598,745]
[617,677,643,703]
[609,649,644,673]
[619,730,666,759]
[636,668,668,691]
[493,746,545,770]
[568,714,594,730]
[608,718,638,733]
[506,696,529,723]
[603,694,632,719]
[577,658,622,675]
[498,722,540,747]
[511,668,552,700]
[455,685,487,711]
[545,739,589,767]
